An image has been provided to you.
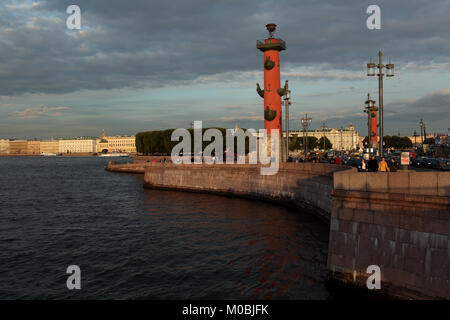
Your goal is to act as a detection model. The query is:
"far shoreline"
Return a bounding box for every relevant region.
[0,153,135,157]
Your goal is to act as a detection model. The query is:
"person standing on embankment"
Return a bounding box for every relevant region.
[368,156,378,172]
[378,157,390,172]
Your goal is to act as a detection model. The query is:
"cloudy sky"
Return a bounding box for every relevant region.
[0,0,449,139]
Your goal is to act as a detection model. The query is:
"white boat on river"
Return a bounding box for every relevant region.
[98,153,130,157]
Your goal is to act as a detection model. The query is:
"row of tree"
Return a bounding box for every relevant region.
[362,135,413,149]
[288,136,333,151]
[135,129,177,154]
[136,130,420,154]
[135,130,336,154]
[135,128,251,154]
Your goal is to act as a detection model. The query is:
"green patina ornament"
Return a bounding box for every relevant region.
[264,106,276,121]
[277,80,288,96]
[264,57,275,70]
[256,83,264,98]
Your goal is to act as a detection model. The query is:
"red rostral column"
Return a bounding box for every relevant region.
[370,109,378,146]
[256,24,287,135]
[365,93,378,149]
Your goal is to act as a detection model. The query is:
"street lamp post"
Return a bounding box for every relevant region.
[351,125,354,151]
[340,126,343,152]
[301,114,312,156]
[420,118,424,149]
[321,122,327,151]
[413,130,417,148]
[283,83,291,163]
[367,51,394,157]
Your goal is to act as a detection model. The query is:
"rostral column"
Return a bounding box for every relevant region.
[256,24,287,158]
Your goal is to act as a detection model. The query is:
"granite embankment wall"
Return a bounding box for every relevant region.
[134,155,172,163]
[329,171,450,299]
[142,162,354,222]
[107,161,450,298]
[105,162,147,173]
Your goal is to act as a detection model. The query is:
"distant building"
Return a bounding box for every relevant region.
[40,141,59,154]
[96,129,136,153]
[256,124,361,151]
[9,140,28,154]
[27,141,41,155]
[97,129,109,153]
[289,125,361,151]
[0,139,9,154]
[59,139,97,154]
[407,133,435,146]
[104,136,136,153]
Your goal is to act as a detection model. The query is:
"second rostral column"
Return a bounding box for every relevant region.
[256,23,287,159]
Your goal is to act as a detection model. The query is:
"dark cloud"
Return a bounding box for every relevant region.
[311,88,450,135]
[0,0,449,96]
[384,88,450,125]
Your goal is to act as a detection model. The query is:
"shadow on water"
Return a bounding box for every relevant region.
[140,188,331,299]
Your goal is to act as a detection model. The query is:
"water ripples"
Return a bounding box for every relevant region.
[0,156,331,299]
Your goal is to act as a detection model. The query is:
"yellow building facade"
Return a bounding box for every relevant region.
[105,136,136,153]
[298,125,361,151]
[408,133,435,145]
[9,140,28,154]
[256,124,362,151]
[59,139,97,153]
[27,141,41,155]
[40,141,59,154]
[96,130,136,153]
[0,139,9,154]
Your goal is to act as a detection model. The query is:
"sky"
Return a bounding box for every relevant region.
[0,0,449,139]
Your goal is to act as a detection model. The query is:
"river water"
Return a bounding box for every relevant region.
[0,156,332,299]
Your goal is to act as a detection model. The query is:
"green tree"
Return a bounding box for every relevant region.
[288,136,301,151]
[305,136,318,150]
[317,136,333,150]
[135,128,250,155]
[384,135,412,149]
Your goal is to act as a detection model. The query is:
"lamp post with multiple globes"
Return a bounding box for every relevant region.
[301,114,312,156]
[367,50,394,157]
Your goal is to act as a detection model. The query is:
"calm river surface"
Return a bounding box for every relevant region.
[0,156,332,299]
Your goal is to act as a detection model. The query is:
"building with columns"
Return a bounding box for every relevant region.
[40,140,59,154]
[27,141,41,155]
[9,140,28,154]
[289,124,362,151]
[407,133,435,147]
[59,139,97,154]
[253,124,362,151]
[96,129,136,154]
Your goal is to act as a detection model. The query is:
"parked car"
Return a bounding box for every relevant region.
[440,158,450,171]
[412,157,426,168]
[425,158,441,170]
[346,158,361,168]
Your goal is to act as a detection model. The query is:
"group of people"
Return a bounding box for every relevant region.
[146,158,168,163]
[361,156,398,172]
